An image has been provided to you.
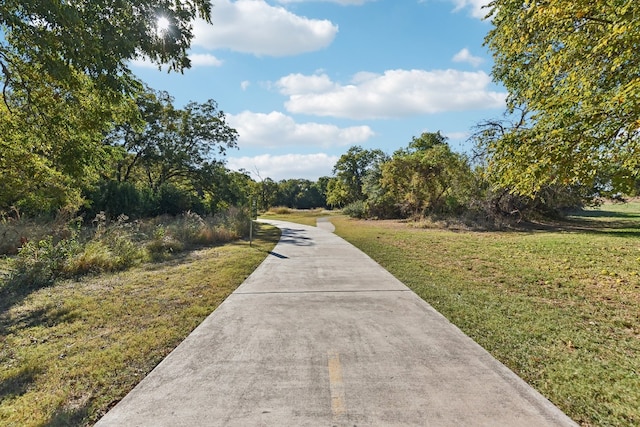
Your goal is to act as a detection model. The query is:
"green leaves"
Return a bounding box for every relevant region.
[380,133,472,217]
[1,0,212,95]
[0,70,126,214]
[483,0,640,196]
[329,146,388,206]
[0,0,217,215]
[105,88,238,193]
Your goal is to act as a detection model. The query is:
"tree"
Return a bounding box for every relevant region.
[197,166,253,213]
[483,0,640,196]
[254,177,279,212]
[0,0,212,98]
[0,70,129,214]
[0,0,213,215]
[328,146,387,206]
[104,89,238,192]
[472,111,607,215]
[325,178,351,209]
[275,179,326,209]
[362,159,401,219]
[380,133,472,217]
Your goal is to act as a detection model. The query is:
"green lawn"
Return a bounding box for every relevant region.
[267,204,640,427]
[260,207,336,226]
[0,223,279,427]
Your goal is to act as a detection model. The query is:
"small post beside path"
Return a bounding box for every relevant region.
[249,198,257,247]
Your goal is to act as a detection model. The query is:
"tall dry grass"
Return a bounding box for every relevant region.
[3,208,252,287]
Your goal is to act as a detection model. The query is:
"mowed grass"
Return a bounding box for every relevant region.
[334,212,639,426]
[260,207,335,227]
[266,205,640,426]
[0,223,279,427]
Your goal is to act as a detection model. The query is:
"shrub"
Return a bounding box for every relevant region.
[170,211,208,245]
[87,180,142,218]
[213,206,250,238]
[65,241,114,275]
[5,206,251,284]
[146,225,185,261]
[11,235,81,287]
[0,211,65,256]
[342,200,368,219]
[272,206,292,215]
[111,235,147,268]
[157,184,194,216]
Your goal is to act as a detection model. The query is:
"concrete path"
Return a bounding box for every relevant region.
[96,219,577,426]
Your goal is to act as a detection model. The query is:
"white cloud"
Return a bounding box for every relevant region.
[240,80,251,90]
[276,73,337,95]
[226,153,339,181]
[227,111,374,148]
[129,57,160,69]
[189,53,224,67]
[193,0,338,56]
[450,0,491,19]
[452,48,483,67]
[444,131,470,140]
[276,69,506,119]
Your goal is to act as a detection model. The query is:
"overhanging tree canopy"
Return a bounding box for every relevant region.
[483,0,640,195]
[0,0,212,96]
[0,1,214,214]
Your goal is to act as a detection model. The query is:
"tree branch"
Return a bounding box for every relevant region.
[0,52,13,112]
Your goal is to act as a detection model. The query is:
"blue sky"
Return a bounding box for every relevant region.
[131,0,504,181]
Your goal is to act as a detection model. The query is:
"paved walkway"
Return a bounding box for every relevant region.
[96,219,577,426]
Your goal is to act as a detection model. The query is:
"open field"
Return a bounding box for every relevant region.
[0,224,279,427]
[267,204,640,426]
[260,207,337,227]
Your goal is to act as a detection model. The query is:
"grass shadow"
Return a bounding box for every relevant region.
[507,221,640,238]
[43,401,92,427]
[530,208,640,237]
[566,208,640,220]
[0,366,42,401]
[0,274,58,325]
[1,304,78,332]
[472,206,640,237]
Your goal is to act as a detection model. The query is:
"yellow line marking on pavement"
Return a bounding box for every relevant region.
[327,350,346,417]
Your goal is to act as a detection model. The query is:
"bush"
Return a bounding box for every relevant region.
[144,208,250,261]
[87,180,142,218]
[66,241,116,275]
[268,206,292,215]
[0,209,78,256]
[212,207,251,238]
[157,184,195,216]
[11,235,81,287]
[5,207,251,284]
[146,225,185,261]
[342,201,368,219]
[170,211,208,244]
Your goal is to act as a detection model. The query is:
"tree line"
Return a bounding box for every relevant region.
[1,0,638,224]
[317,132,595,224]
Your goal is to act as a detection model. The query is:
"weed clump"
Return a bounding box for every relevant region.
[11,235,80,287]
